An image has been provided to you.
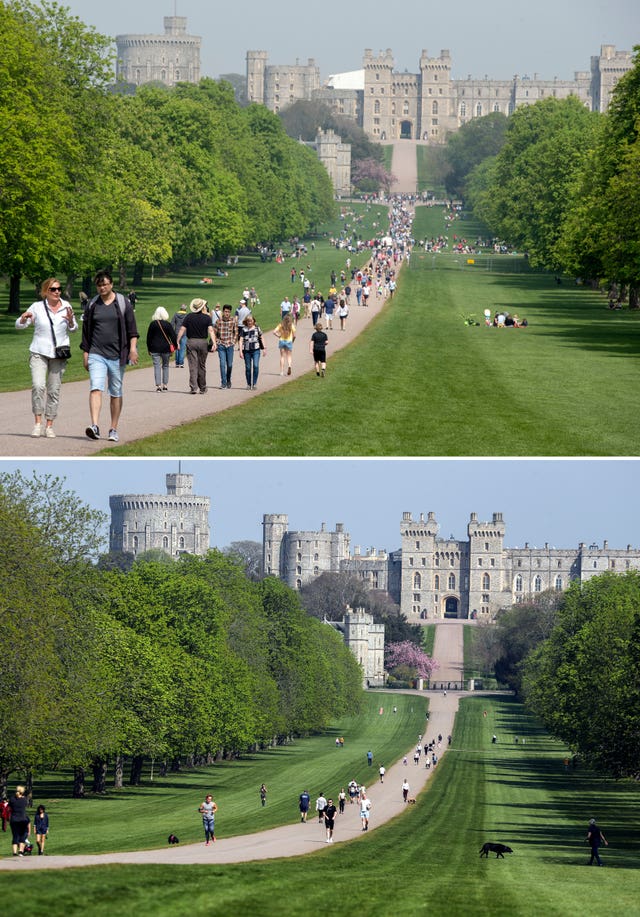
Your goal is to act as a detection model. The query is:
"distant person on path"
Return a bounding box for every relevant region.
[379,765,386,784]
[81,269,139,443]
[34,804,49,855]
[146,307,177,392]
[316,792,327,823]
[177,298,215,395]
[367,750,373,767]
[239,315,265,390]
[214,304,238,390]
[310,323,328,377]
[324,798,337,843]
[199,794,218,845]
[338,788,346,814]
[9,785,30,856]
[15,277,78,438]
[402,779,410,802]
[360,794,371,831]
[171,304,188,367]
[274,314,296,376]
[299,790,310,822]
[260,784,267,807]
[587,818,608,866]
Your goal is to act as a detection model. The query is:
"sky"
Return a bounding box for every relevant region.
[63,0,639,82]
[3,459,639,555]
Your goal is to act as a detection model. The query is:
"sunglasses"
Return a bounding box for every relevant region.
[49,286,62,292]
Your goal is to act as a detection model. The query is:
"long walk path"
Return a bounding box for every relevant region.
[388,141,419,195]
[0,623,466,871]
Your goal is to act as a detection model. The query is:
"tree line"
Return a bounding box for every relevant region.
[439,47,640,304]
[484,573,640,780]
[0,471,363,797]
[0,1,337,312]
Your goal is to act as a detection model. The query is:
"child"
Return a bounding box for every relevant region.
[310,323,328,377]
[35,804,49,855]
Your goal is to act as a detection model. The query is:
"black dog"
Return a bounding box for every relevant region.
[480,842,513,858]
[167,834,180,845]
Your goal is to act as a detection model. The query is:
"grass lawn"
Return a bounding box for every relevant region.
[108,204,640,456]
[5,696,639,916]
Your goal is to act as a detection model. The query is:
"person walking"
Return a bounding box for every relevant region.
[379,765,386,784]
[310,323,328,377]
[274,314,296,376]
[338,788,346,815]
[260,784,267,807]
[324,798,337,843]
[239,315,265,390]
[367,750,373,767]
[199,794,218,845]
[177,298,215,395]
[402,779,410,802]
[9,785,30,857]
[214,304,238,389]
[316,792,327,823]
[299,790,310,823]
[360,793,371,832]
[587,818,608,866]
[81,269,139,443]
[146,307,177,392]
[15,277,78,438]
[171,303,188,368]
[34,805,49,855]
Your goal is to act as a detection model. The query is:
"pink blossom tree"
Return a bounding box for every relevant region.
[385,641,439,680]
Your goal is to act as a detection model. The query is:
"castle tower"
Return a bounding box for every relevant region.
[344,607,385,687]
[109,472,210,557]
[246,50,268,103]
[362,49,395,140]
[116,16,201,88]
[399,511,439,619]
[591,45,634,112]
[418,49,454,142]
[262,514,289,577]
[467,512,506,618]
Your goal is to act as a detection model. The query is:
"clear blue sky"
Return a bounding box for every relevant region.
[4,459,639,554]
[64,0,638,81]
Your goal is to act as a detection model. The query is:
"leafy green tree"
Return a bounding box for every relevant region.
[443,112,508,198]
[522,572,640,778]
[492,591,563,694]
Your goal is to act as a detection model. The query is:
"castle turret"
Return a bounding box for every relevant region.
[467,512,506,618]
[262,513,288,577]
[116,17,201,88]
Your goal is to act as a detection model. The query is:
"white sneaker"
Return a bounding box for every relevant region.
[45,426,55,438]
[31,423,42,437]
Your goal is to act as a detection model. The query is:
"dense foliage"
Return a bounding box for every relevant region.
[0,473,363,793]
[520,572,640,779]
[460,47,640,302]
[0,1,336,311]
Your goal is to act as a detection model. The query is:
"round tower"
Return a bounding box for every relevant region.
[262,513,288,578]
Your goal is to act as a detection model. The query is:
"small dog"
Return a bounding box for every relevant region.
[406,796,416,805]
[167,834,180,845]
[480,842,513,858]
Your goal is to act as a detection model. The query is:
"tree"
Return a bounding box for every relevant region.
[492,590,563,695]
[385,641,438,681]
[443,112,508,198]
[221,541,263,580]
[522,572,640,778]
[299,572,370,621]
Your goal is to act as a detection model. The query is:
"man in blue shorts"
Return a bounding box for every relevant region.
[81,270,138,442]
[299,789,310,822]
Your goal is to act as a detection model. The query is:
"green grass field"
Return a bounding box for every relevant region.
[4,696,639,917]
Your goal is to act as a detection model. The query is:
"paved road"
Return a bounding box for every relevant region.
[0,623,466,871]
[388,141,420,195]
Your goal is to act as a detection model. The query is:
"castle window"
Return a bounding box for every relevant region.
[555,576,563,591]
[314,566,319,576]
[297,553,302,562]
[432,101,438,115]
[179,537,185,549]
[415,540,420,550]
[176,71,180,81]
[422,557,426,566]
[515,574,523,592]
[434,74,438,82]
[476,104,482,117]
[517,559,522,567]
[557,560,562,568]
[297,565,302,575]
[485,542,489,551]
[482,594,490,603]
[493,103,500,112]
[478,558,482,566]
[314,553,319,561]
[163,536,169,549]
[413,573,421,590]
[374,100,380,114]
[482,573,490,590]
[450,556,455,567]
[491,559,495,567]
[432,118,438,126]
[296,579,302,588]
[434,574,440,590]
[132,536,138,551]
[534,575,542,592]
[537,558,542,567]
[409,556,414,566]
[593,561,597,569]
[448,573,456,590]
[414,593,421,602]
[376,72,380,81]
[610,559,616,569]
[435,556,439,567]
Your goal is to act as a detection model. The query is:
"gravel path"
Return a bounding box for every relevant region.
[0,623,466,871]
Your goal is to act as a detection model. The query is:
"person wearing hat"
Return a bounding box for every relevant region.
[176,299,215,394]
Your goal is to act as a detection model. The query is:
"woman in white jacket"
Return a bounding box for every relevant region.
[15,277,78,438]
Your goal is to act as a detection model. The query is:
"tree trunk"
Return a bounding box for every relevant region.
[170,757,181,773]
[92,759,108,794]
[132,261,144,286]
[0,769,9,799]
[629,285,639,309]
[73,766,85,798]
[25,770,33,806]
[159,760,168,778]
[118,263,127,290]
[129,754,144,786]
[113,754,124,789]
[8,274,21,314]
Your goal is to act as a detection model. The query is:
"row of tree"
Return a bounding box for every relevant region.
[1,1,337,311]
[0,472,363,796]
[487,574,640,780]
[439,47,640,303]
